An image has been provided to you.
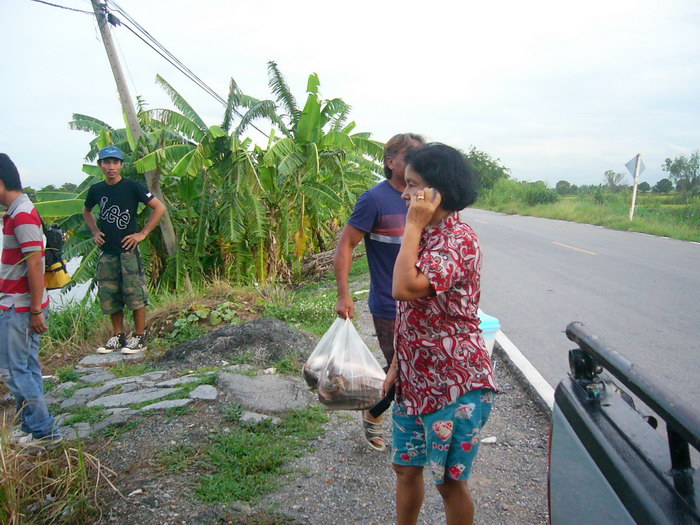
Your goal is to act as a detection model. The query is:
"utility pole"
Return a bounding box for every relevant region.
[90,0,178,259]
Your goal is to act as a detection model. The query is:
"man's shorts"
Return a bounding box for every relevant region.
[392,389,495,485]
[96,251,149,314]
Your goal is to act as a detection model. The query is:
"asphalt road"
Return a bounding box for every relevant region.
[462,208,700,408]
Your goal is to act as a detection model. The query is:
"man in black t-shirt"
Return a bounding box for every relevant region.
[83,146,166,354]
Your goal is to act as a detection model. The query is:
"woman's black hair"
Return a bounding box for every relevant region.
[404,143,478,211]
[0,153,22,191]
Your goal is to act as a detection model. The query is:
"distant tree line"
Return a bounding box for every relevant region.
[555,177,672,196]
[23,182,79,203]
[554,150,699,198]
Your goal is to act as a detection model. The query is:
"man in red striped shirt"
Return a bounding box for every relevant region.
[0,153,61,446]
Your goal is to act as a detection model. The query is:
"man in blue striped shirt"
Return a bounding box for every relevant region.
[334,133,425,451]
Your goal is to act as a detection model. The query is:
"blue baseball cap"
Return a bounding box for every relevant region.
[98,145,124,161]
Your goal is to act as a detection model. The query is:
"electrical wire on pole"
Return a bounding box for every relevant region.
[31,0,272,140]
[104,0,271,139]
[29,0,93,15]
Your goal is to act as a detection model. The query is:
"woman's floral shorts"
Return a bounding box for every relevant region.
[392,389,494,484]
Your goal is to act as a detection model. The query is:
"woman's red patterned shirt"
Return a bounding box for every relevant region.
[394,213,497,416]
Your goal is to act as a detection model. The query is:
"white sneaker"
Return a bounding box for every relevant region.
[17,433,64,448]
[97,333,126,354]
[121,334,147,354]
[10,426,29,439]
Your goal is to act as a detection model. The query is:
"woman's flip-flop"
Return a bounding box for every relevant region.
[362,419,386,451]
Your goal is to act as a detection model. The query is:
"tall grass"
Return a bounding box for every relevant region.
[41,299,107,360]
[0,416,120,524]
[477,180,700,242]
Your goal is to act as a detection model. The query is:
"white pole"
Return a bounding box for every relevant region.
[629,154,641,220]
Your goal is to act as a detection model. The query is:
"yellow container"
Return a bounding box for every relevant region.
[45,262,71,290]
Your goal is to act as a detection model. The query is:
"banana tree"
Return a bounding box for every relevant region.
[133,75,282,286]
[64,65,384,289]
[262,62,383,275]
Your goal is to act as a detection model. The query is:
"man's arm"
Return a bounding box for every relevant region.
[121,197,166,251]
[82,207,105,246]
[334,225,366,319]
[25,251,48,334]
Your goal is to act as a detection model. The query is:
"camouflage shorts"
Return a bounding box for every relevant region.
[96,251,149,314]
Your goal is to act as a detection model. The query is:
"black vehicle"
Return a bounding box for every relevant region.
[548,322,700,524]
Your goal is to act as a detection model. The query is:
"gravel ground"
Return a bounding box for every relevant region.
[65,295,551,524]
[260,298,551,525]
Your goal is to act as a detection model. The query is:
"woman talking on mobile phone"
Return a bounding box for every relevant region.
[384,143,497,525]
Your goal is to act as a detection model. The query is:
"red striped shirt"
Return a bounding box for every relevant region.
[0,194,49,311]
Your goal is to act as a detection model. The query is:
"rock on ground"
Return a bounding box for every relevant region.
[79,352,146,366]
[188,384,218,400]
[158,317,317,369]
[217,372,316,413]
[87,387,182,408]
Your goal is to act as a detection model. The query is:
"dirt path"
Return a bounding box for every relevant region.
[2,290,550,524]
[260,295,551,524]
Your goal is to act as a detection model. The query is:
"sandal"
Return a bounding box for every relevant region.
[362,418,386,451]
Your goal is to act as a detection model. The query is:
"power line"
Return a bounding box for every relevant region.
[30,0,272,139]
[107,1,226,105]
[29,0,92,15]
[103,0,270,139]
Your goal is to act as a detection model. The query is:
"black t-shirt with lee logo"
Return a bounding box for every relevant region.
[84,178,154,254]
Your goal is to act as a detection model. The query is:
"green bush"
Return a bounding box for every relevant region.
[477,179,559,208]
[477,178,524,207]
[523,182,560,206]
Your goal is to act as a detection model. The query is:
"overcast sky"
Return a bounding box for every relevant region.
[2,0,699,190]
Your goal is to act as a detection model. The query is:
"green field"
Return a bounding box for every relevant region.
[476,181,700,242]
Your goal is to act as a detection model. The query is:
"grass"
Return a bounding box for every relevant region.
[155,407,329,504]
[477,187,700,242]
[164,405,194,418]
[56,366,82,383]
[96,418,141,439]
[216,352,301,376]
[273,355,302,375]
[223,404,244,423]
[3,268,359,520]
[262,248,369,336]
[193,406,328,503]
[263,290,337,336]
[0,418,119,524]
[110,362,157,378]
[41,299,107,360]
[157,443,201,472]
[129,393,187,411]
[129,373,216,410]
[62,405,108,426]
[59,384,82,399]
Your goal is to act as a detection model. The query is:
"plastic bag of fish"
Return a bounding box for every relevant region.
[302,317,345,389]
[302,318,386,410]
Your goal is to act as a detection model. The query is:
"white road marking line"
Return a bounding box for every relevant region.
[496,331,555,410]
[552,241,598,256]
